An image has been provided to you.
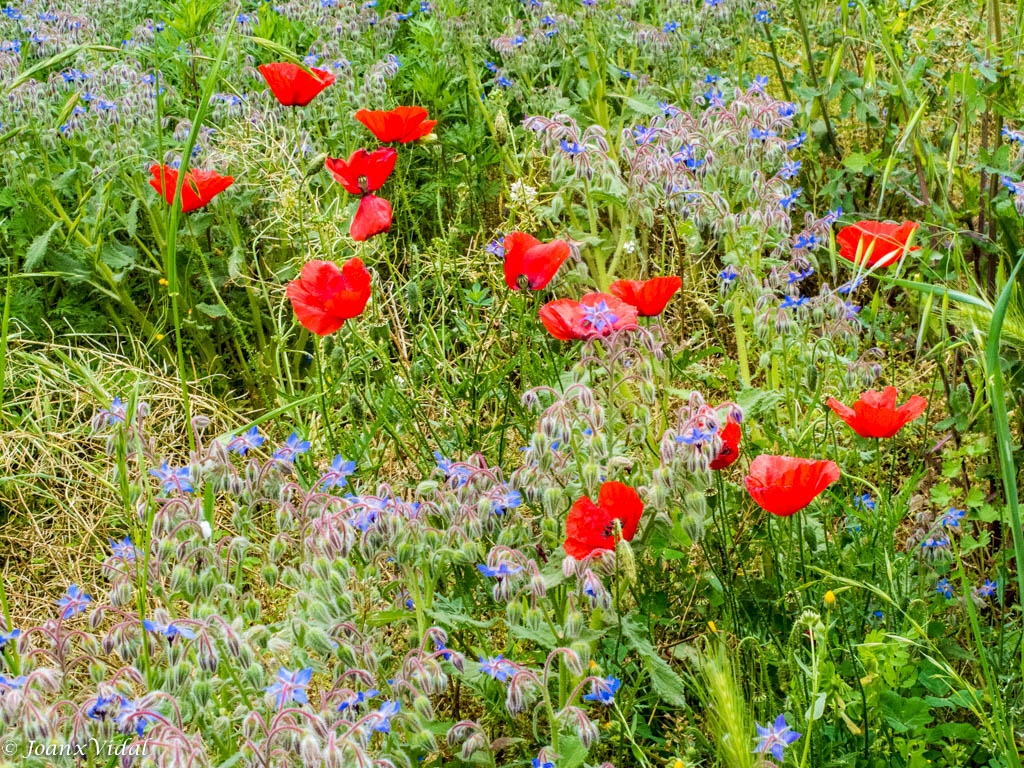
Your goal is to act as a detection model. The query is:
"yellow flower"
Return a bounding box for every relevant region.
[824,590,836,607]
[708,621,717,633]
[159,278,169,286]
[672,761,685,768]
[155,333,165,341]
[589,659,599,671]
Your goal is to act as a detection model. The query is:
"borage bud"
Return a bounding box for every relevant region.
[564,608,585,638]
[542,489,563,517]
[413,694,433,718]
[506,600,525,626]
[461,732,487,760]
[300,733,322,766]
[615,539,637,587]
[529,573,547,599]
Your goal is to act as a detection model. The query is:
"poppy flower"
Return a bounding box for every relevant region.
[149,165,233,213]
[826,386,927,439]
[835,221,920,268]
[350,194,393,242]
[355,106,437,143]
[325,148,397,195]
[564,481,644,559]
[709,417,741,470]
[608,276,682,316]
[502,232,571,291]
[539,293,639,341]
[258,62,335,107]
[744,455,840,517]
[286,258,372,336]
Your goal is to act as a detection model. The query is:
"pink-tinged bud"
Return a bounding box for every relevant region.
[300,732,322,766]
[461,731,487,760]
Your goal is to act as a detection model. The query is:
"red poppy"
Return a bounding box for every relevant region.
[744,455,840,517]
[354,106,437,143]
[835,221,920,268]
[258,62,335,107]
[608,276,682,316]
[286,258,372,335]
[503,232,571,291]
[538,293,639,341]
[350,194,392,241]
[149,165,233,213]
[709,417,741,470]
[325,148,397,195]
[826,386,927,439]
[564,481,644,559]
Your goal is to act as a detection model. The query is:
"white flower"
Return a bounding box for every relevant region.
[199,520,212,539]
[509,180,537,204]
[622,240,637,255]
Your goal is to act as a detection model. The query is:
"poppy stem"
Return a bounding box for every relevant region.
[314,337,338,455]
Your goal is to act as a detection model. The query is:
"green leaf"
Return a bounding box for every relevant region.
[196,302,228,318]
[24,221,62,271]
[621,616,686,707]
[426,595,498,631]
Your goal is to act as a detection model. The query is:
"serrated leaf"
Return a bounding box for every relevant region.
[24,221,61,270]
[621,616,686,707]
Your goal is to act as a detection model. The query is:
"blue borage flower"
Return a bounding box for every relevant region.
[486,238,505,257]
[1002,125,1024,144]
[227,426,264,456]
[491,486,522,514]
[57,585,91,619]
[583,676,620,705]
[754,8,771,22]
[787,131,807,150]
[976,579,997,599]
[87,694,120,721]
[939,507,966,527]
[143,619,196,641]
[0,674,25,691]
[115,697,156,738]
[779,187,802,210]
[719,265,739,285]
[581,300,619,332]
[265,667,312,709]
[935,578,953,599]
[479,654,515,682]
[320,455,356,489]
[109,536,137,561]
[434,452,473,485]
[149,462,193,494]
[559,139,586,156]
[755,714,801,760]
[337,688,379,712]
[837,275,864,295]
[779,159,802,180]
[477,562,523,578]
[787,267,814,284]
[852,493,875,511]
[272,432,311,462]
[369,700,400,733]
[781,295,809,309]
[0,628,20,648]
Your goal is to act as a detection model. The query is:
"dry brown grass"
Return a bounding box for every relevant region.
[0,337,247,625]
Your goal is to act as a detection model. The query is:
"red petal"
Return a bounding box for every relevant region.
[596,481,643,541]
[539,299,582,340]
[350,194,392,241]
[259,63,333,107]
[709,417,741,470]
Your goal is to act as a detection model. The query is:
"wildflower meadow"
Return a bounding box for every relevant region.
[2,0,1024,766]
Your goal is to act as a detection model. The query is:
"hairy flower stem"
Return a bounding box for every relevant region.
[315,338,338,455]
